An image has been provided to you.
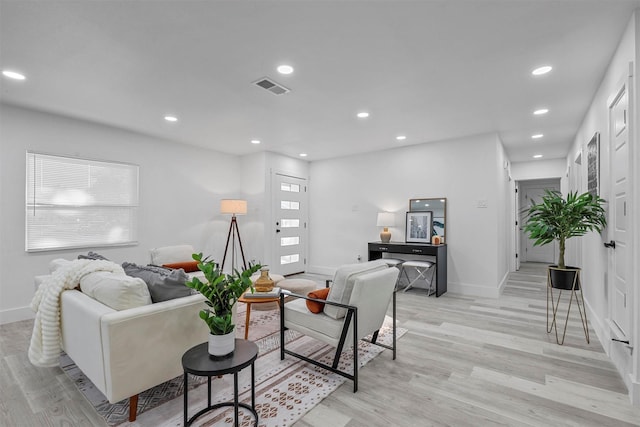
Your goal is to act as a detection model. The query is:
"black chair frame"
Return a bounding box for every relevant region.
[279,289,396,392]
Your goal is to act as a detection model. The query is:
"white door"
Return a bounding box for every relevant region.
[608,77,632,338]
[521,185,557,263]
[272,173,308,275]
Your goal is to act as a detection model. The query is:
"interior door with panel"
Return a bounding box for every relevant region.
[608,75,632,340]
[272,173,308,276]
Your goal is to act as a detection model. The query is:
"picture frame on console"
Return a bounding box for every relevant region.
[406,211,432,243]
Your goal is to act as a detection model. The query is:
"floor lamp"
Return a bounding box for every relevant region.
[220,199,247,272]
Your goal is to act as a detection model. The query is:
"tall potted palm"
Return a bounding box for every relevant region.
[524,189,606,289]
[185,253,261,356]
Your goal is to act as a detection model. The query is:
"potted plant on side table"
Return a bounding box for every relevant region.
[185,253,261,357]
[524,189,606,344]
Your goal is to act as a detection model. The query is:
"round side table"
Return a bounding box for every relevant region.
[238,294,281,339]
[182,339,258,426]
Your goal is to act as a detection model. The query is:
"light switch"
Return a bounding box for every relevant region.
[477,200,488,208]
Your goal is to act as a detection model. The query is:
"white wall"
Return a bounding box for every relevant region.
[510,159,566,181]
[0,104,242,323]
[496,139,511,291]
[308,133,508,297]
[566,11,639,404]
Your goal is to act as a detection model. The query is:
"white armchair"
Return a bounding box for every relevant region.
[279,260,399,391]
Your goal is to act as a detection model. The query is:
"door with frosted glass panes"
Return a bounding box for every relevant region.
[272,173,307,275]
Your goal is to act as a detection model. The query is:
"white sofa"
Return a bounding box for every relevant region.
[35,250,210,422]
[59,288,208,421]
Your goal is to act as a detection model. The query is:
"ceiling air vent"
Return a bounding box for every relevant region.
[253,77,290,95]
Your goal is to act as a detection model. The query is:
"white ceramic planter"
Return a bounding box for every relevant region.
[208,331,235,357]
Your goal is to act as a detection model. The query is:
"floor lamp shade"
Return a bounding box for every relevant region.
[377,212,395,243]
[220,199,247,215]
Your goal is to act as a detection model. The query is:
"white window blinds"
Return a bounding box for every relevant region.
[26,152,139,252]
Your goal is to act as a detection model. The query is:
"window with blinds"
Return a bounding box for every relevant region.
[26,152,139,252]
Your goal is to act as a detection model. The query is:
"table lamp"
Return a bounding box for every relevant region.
[376,212,395,243]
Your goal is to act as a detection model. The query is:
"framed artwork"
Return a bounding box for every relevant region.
[587,132,599,197]
[406,211,433,243]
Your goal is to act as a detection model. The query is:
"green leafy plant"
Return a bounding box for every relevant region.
[524,190,607,269]
[185,253,261,335]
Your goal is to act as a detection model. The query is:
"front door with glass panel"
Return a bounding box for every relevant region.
[272,173,307,275]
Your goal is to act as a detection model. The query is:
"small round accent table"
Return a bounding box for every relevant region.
[238,294,281,339]
[182,339,258,427]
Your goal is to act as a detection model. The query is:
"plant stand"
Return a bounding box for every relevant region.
[546,267,589,345]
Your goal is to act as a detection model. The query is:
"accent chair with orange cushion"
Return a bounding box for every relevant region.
[279,260,399,392]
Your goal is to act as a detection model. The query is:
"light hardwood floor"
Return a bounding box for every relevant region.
[1,262,639,426]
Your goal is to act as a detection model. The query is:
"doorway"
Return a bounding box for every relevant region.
[271,172,308,276]
[518,178,561,264]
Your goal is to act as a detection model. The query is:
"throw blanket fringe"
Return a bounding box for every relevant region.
[29,259,124,367]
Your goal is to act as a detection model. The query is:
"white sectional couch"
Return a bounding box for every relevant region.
[59,289,207,421]
[34,246,210,422]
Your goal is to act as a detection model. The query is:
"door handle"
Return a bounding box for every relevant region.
[604,240,616,249]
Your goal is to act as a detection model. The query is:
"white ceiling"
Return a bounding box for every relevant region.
[1,1,639,163]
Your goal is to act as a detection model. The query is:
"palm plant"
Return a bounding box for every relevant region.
[524,190,606,269]
[185,253,261,335]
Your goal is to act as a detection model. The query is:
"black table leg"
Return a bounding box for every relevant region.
[251,361,255,409]
[183,372,188,426]
[207,375,211,408]
[234,372,239,426]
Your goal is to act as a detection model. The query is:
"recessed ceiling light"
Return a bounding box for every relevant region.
[164,115,178,122]
[299,153,308,157]
[357,112,369,118]
[2,70,26,80]
[251,139,261,144]
[533,108,549,115]
[532,134,544,139]
[396,135,406,141]
[533,154,543,158]
[277,64,294,75]
[532,65,552,76]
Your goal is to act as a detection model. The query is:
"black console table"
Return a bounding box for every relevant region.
[368,241,447,297]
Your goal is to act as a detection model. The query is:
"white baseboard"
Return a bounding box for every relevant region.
[0,306,34,325]
[497,271,509,295]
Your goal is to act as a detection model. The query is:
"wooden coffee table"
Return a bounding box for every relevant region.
[238,293,280,340]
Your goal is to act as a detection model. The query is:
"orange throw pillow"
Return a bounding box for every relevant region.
[306,288,331,314]
[162,260,199,273]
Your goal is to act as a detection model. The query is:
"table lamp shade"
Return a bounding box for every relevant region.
[220,199,247,215]
[377,212,395,243]
[376,212,395,227]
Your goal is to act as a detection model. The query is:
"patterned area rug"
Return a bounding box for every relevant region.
[62,305,406,426]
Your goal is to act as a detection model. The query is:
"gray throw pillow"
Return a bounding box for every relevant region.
[78,251,110,261]
[122,262,192,303]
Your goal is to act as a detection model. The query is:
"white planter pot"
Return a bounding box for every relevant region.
[208,331,235,357]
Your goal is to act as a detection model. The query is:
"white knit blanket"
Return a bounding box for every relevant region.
[28,259,124,367]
